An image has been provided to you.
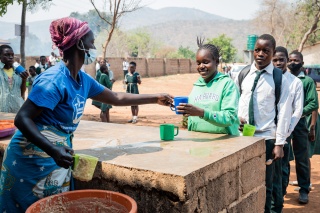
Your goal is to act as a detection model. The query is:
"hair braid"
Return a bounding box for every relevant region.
[197,37,221,62]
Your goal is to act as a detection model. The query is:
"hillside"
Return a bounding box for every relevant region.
[138,19,259,59]
[0,7,259,59]
[0,20,53,42]
[119,7,229,30]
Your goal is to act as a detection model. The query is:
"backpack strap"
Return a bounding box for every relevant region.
[238,65,251,94]
[273,67,282,125]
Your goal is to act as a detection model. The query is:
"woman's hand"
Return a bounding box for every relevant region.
[176,103,204,117]
[157,93,174,106]
[49,145,74,169]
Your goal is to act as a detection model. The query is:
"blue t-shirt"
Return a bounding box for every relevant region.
[28,62,104,133]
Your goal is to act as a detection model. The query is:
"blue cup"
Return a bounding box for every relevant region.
[170,96,188,114]
[14,65,25,74]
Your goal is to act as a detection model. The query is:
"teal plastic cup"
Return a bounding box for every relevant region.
[243,124,256,136]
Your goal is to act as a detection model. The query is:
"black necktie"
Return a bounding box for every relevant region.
[249,70,266,125]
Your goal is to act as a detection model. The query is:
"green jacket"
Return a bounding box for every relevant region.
[298,72,319,116]
[188,72,240,135]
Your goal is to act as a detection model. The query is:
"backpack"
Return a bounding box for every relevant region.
[238,65,282,125]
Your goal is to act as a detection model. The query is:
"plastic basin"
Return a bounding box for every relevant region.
[0,127,16,138]
[25,189,138,213]
[0,120,16,138]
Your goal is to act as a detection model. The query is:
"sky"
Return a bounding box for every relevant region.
[0,0,262,23]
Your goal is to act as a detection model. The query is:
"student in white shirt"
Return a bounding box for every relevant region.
[48,52,57,66]
[34,59,40,68]
[122,58,129,77]
[236,34,291,213]
[95,57,101,72]
[272,46,304,205]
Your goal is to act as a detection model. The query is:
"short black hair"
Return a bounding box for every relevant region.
[197,37,221,63]
[275,46,288,59]
[0,45,13,55]
[100,65,109,76]
[129,61,136,66]
[29,65,36,70]
[289,50,303,62]
[40,56,46,60]
[257,34,276,50]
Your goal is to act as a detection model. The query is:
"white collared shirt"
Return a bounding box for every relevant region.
[236,62,291,145]
[283,70,304,137]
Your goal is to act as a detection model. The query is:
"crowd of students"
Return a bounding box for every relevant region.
[0,16,318,212]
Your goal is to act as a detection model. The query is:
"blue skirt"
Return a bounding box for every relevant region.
[0,125,73,212]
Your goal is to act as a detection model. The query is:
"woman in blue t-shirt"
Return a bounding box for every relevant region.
[0,17,173,212]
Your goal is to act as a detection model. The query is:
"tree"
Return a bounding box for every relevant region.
[296,0,320,51]
[177,46,195,60]
[0,0,52,67]
[254,0,320,51]
[90,0,142,59]
[253,0,293,47]
[207,34,237,63]
[70,10,110,35]
[127,29,152,57]
[96,28,130,57]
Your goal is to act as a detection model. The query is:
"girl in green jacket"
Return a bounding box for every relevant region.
[177,39,240,135]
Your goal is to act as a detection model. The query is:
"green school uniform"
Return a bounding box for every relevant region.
[306,113,320,156]
[188,72,240,135]
[289,73,319,160]
[125,72,140,94]
[92,70,102,108]
[99,73,113,112]
[299,74,319,116]
[35,64,48,75]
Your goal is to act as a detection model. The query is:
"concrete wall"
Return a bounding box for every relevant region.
[23,56,197,79]
[302,43,320,65]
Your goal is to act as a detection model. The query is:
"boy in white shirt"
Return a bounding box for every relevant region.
[236,34,291,213]
[272,46,304,205]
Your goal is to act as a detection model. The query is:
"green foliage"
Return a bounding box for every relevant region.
[207,34,237,63]
[177,46,195,60]
[285,0,320,49]
[0,0,20,16]
[0,0,52,16]
[70,10,110,35]
[127,29,161,57]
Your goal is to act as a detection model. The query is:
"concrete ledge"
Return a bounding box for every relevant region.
[0,113,266,212]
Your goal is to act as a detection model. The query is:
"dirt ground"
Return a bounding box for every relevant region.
[82,73,320,212]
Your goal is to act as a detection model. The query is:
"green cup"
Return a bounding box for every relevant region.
[243,124,256,136]
[160,124,179,141]
[26,81,29,87]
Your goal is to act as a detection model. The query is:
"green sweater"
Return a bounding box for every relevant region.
[188,72,240,135]
[298,72,319,116]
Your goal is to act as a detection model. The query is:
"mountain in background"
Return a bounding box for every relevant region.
[0,7,259,59]
[118,7,230,30]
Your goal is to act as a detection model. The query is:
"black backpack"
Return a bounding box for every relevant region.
[238,65,282,125]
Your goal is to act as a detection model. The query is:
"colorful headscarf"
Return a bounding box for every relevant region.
[49,17,90,53]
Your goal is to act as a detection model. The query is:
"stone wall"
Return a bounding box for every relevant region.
[74,141,265,213]
[23,56,198,79]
